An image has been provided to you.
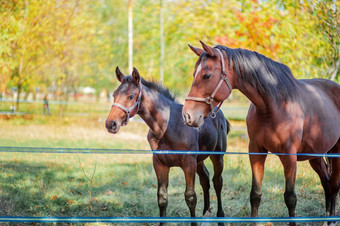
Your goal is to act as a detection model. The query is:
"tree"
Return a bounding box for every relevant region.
[304,0,339,81]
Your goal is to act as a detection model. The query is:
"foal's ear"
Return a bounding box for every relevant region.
[188,44,204,56]
[132,67,140,85]
[200,41,215,57]
[115,66,125,83]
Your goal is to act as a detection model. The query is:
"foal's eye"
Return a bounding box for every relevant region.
[128,94,135,100]
[203,74,211,79]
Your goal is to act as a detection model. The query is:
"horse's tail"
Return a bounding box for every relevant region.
[225,118,231,134]
[325,151,332,176]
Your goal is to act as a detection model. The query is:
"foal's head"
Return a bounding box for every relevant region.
[105,67,142,134]
[182,41,232,127]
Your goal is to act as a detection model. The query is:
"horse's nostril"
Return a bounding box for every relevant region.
[110,120,117,129]
[186,113,191,120]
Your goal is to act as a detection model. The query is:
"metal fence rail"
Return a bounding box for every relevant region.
[0,216,340,223]
[0,145,339,223]
[0,146,340,157]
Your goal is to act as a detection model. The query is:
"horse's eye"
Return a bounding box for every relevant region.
[128,94,134,100]
[203,74,211,79]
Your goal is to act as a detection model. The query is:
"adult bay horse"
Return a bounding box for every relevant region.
[182,41,340,224]
[106,67,230,225]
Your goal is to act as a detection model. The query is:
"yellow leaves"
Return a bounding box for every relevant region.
[51,194,58,200]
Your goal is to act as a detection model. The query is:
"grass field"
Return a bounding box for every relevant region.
[0,100,338,225]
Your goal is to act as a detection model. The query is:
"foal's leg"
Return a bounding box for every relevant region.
[309,158,331,215]
[153,157,170,219]
[196,161,210,215]
[279,154,297,226]
[329,139,340,218]
[249,142,267,218]
[182,157,198,226]
[210,154,225,219]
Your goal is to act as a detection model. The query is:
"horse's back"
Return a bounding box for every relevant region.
[301,78,340,113]
[298,79,340,154]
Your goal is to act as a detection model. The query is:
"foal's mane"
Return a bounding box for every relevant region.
[141,78,176,101]
[214,45,299,100]
[122,76,176,101]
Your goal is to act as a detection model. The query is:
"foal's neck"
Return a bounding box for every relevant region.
[138,85,170,139]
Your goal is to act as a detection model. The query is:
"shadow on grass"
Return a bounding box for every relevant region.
[0,159,157,218]
[0,157,336,221]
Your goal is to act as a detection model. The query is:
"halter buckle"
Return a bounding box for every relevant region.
[221,72,227,80]
[210,111,216,118]
[205,97,213,105]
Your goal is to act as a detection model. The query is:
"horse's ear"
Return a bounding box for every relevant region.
[132,67,140,85]
[115,66,125,83]
[200,41,215,57]
[188,44,204,56]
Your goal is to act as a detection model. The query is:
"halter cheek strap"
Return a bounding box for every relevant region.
[185,48,232,118]
[111,83,142,126]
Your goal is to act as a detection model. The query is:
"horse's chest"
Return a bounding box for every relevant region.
[250,120,303,153]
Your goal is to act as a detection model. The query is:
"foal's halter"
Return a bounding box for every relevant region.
[185,48,232,118]
[111,83,142,126]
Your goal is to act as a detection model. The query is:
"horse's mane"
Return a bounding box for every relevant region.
[141,78,176,101]
[214,45,299,100]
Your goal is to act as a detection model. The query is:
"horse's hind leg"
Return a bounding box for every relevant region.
[210,154,225,219]
[329,139,340,218]
[309,158,331,215]
[197,161,210,215]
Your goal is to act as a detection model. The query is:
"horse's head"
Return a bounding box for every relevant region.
[182,41,233,127]
[105,67,142,134]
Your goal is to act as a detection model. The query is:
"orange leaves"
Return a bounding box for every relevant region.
[52,195,58,200]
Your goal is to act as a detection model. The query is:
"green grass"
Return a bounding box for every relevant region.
[0,101,338,225]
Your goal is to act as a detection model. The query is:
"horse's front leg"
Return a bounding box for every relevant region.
[182,157,198,226]
[210,154,225,220]
[249,141,267,219]
[279,154,297,226]
[196,161,210,215]
[153,156,170,220]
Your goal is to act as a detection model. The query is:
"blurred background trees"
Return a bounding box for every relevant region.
[0,0,339,109]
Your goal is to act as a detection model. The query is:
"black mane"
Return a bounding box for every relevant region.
[214,45,299,100]
[122,76,176,101]
[141,78,176,101]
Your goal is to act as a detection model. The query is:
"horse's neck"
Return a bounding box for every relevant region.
[138,85,170,139]
[237,81,275,115]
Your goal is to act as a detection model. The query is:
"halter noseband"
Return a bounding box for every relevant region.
[185,48,232,118]
[111,82,142,126]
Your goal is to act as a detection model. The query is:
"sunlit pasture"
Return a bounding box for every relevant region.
[0,100,336,225]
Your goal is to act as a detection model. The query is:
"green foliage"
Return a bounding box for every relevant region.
[0,0,338,102]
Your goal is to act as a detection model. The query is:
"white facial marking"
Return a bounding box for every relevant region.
[194,63,202,80]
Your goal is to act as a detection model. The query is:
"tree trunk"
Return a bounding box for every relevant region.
[160,0,164,85]
[16,82,22,111]
[128,0,133,73]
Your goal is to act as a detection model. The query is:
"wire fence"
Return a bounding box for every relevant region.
[0,145,339,223]
[1,216,340,224]
[0,146,340,157]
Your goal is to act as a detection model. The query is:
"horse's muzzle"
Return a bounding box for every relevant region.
[182,111,204,128]
[105,120,120,134]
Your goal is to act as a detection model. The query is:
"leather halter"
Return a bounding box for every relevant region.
[185,48,232,118]
[111,82,142,126]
